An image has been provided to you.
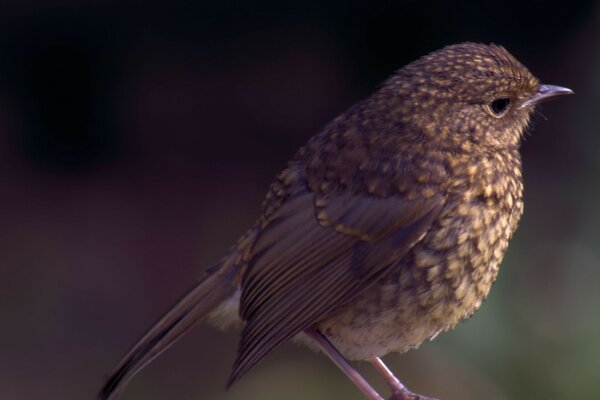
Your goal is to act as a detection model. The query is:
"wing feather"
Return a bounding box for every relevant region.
[228,183,444,385]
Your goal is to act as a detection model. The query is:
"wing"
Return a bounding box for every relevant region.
[227,171,444,385]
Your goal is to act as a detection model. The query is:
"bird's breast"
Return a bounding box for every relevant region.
[316,151,524,360]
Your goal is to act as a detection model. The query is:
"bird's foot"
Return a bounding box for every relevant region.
[388,389,440,400]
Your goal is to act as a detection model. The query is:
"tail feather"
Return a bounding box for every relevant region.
[98,261,239,400]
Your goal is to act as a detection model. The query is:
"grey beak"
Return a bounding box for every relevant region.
[519,84,574,109]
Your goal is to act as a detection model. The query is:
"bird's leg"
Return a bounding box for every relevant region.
[370,357,440,400]
[306,329,384,400]
[370,357,408,396]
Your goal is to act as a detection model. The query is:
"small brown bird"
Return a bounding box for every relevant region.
[98,43,572,400]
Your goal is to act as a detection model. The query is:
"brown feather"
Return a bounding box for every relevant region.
[227,179,444,385]
[98,259,240,400]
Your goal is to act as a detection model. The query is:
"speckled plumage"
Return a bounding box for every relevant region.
[245,43,532,363]
[99,43,572,400]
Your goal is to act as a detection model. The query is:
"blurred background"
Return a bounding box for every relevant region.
[0,1,598,399]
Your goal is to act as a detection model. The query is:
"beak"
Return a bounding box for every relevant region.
[519,84,573,109]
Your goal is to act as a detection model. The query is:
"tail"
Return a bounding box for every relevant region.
[98,259,240,400]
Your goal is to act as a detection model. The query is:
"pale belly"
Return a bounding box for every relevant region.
[314,199,518,360]
[209,198,520,361]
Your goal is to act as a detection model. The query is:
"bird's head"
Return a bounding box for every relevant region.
[382,42,572,152]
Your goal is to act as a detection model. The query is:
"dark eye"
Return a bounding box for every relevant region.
[489,98,511,116]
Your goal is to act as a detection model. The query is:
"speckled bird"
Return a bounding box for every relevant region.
[98,43,572,400]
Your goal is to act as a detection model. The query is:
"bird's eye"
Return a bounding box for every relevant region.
[487,98,511,117]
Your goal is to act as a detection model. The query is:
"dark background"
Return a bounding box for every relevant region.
[0,1,598,399]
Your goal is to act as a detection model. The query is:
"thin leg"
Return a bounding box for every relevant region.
[306,329,384,400]
[370,357,408,395]
[370,357,440,400]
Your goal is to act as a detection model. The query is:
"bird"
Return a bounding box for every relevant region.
[98,42,573,400]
